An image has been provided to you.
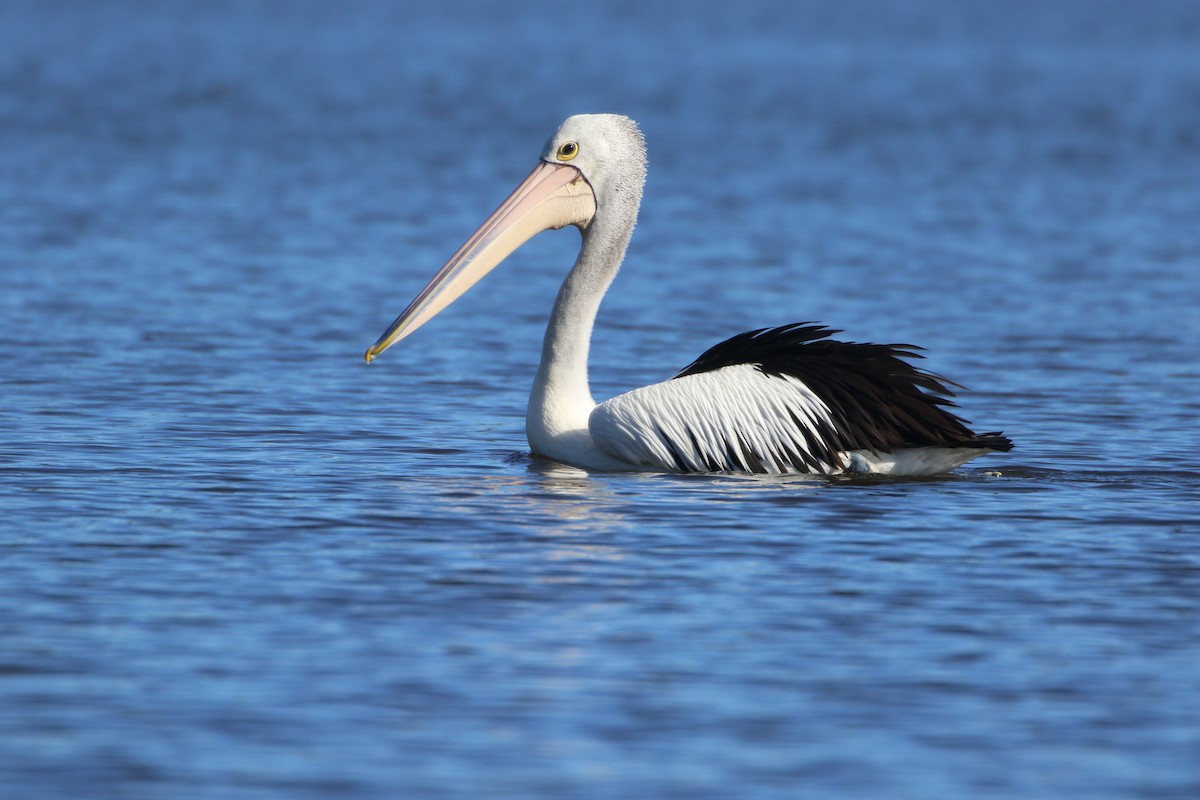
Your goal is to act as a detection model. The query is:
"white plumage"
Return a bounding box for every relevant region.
[592,365,841,473]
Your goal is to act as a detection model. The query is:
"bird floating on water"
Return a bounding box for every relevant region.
[366,114,1012,475]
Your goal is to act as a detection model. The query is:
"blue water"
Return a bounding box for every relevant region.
[3,1,1199,798]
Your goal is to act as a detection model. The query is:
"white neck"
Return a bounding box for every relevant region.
[526,208,636,458]
[522,114,648,465]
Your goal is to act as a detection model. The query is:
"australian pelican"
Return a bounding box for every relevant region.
[366,114,1012,475]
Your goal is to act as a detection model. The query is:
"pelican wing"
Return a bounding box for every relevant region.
[589,324,1012,475]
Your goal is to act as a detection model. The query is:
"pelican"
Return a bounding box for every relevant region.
[366,114,1012,475]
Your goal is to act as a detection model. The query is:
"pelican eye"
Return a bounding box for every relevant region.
[556,141,579,161]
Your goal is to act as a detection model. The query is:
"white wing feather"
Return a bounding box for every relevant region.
[589,364,843,474]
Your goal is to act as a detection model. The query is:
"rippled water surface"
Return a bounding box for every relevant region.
[3,1,1198,798]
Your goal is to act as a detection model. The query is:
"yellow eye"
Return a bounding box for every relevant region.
[556,141,579,161]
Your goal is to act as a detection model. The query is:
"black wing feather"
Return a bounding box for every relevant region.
[673,323,1013,455]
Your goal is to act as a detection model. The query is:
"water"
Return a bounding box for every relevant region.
[2,1,1198,797]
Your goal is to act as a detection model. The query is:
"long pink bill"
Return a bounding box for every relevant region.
[365,161,595,363]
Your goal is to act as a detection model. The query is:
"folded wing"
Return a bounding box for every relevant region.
[589,324,1012,475]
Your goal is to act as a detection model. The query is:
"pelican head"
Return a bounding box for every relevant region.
[365,114,647,363]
